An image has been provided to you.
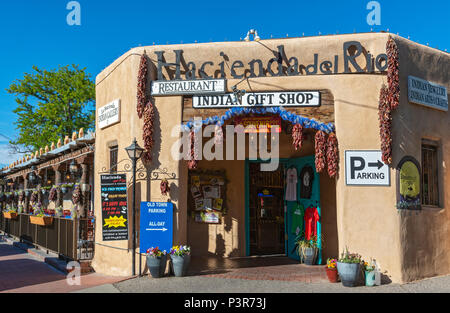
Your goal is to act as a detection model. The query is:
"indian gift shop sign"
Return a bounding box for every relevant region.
[408,76,448,111]
[140,201,173,253]
[101,174,128,241]
[193,91,320,108]
[98,99,120,129]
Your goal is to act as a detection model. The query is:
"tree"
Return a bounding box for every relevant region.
[6,64,95,153]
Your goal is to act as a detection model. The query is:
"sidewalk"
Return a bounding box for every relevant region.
[0,235,128,293]
[110,273,450,293]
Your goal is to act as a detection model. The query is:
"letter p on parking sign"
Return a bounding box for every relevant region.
[345,150,390,186]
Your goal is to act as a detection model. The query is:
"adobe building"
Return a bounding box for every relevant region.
[92,32,449,283]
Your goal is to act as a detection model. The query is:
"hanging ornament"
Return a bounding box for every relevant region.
[292,124,303,150]
[378,84,392,164]
[160,179,170,196]
[137,53,148,119]
[326,132,339,178]
[314,130,327,173]
[386,37,400,110]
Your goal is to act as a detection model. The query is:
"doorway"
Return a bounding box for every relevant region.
[245,156,322,263]
[248,162,285,255]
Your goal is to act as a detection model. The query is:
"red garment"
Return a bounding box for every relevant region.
[304,206,319,240]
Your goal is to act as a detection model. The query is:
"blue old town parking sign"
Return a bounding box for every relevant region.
[140,202,173,253]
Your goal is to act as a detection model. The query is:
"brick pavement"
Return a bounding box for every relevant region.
[0,238,129,293]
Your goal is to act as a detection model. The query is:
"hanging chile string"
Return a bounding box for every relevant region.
[214,124,224,145]
[136,52,155,164]
[72,184,82,205]
[49,186,58,202]
[314,130,327,173]
[326,132,339,178]
[292,124,303,151]
[142,100,155,164]
[160,178,170,196]
[386,37,400,110]
[188,130,198,170]
[137,53,148,119]
[379,84,392,164]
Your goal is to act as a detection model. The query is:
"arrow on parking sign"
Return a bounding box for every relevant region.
[368,160,384,170]
[146,228,168,232]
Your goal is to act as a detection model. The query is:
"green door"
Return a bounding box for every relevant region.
[285,155,322,264]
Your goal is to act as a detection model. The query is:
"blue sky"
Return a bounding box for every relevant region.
[0,0,448,165]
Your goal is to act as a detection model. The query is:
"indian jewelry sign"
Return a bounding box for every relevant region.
[408,76,448,111]
[151,79,225,96]
[193,91,320,108]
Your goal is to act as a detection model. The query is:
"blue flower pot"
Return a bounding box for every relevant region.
[337,262,361,287]
[171,254,191,277]
[146,254,167,278]
[365,270,376,286]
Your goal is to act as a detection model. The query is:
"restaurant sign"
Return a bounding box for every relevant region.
[151,79,225,96]
[193,91,320,108]
[101,174,128,241]
[98,99,121,129]
[408,76,448,111]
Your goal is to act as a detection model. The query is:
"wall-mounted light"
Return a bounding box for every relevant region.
[244,29,261,42]
[232,85,246,104]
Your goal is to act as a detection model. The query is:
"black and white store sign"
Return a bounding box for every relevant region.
[151,79,226,96]
[193,91,320,108]
[345,150,390,186]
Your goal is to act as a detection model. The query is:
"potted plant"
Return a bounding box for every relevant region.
[294,234,322,265]
[363,259,376,287]
[169,245,191,277]
[29,206,54,226]
[325,258,339,283]
[60,183,72,194]
[3,205,18,219]
[146,247,167,278]
[336,249,363,287]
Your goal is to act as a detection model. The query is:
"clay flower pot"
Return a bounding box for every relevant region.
[325,266,339,283]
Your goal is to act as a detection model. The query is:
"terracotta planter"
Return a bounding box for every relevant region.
[3,212,18,219]
[325,266,339,283]
[29,215,53,226]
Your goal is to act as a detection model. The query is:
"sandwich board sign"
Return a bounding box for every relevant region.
[345,150,390,186]
[140,201,173,253]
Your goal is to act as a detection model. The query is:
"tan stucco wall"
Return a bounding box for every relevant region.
[93,33,449,282]
[392,36,450,282]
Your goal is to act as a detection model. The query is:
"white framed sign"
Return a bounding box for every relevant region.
[408,76,448,111]
[98,99,121,129]
[345,150,390,186]
[193,91,320,108]
[151,79,225,96]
